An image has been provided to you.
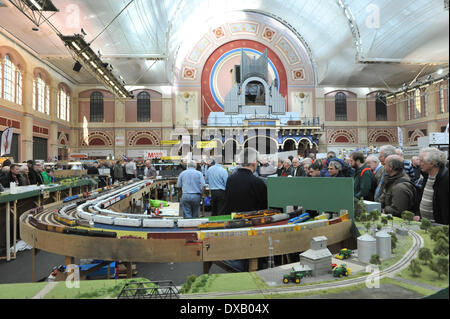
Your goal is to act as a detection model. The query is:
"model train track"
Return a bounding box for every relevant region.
[181,230,424,299]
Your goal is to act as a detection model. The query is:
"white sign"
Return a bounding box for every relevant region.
[86,150,112,157]
[127,150,167,159]
[182,135,190,145]
[145,150,167,159]
[429,132,449,145]
[115,136,125,146]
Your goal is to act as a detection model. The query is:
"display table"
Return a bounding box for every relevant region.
[0,178,97,261]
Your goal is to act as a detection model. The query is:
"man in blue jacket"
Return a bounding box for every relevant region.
[206,160,228,216]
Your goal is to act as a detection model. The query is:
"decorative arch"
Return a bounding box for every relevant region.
[0,46,26,71]
[368,128,396,144]
[58,133,69,146]
[327,129,357,144]
[81,131,113,147]
[409,129,425,144]
[127,130,161,146]
[33,67,51,85]
[281,138,297,149]
[58,82,72,95]
[298,137,313,148]
[243,136,278,154]
[201,39,288,122]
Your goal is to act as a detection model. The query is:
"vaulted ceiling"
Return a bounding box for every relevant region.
[0,0,448,88]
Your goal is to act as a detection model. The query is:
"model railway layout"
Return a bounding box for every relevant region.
[20,179,353,264]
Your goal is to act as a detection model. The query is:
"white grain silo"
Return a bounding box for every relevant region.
[376,230,392,260]
[357,233,377,263]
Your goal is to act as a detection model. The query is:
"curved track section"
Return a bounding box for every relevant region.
[20,178,354,263]
[182,230,424,298]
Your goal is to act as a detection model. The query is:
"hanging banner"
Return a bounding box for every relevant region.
[397,127,404,147]
[196,141,218,149]
[1,127,14,156]
[161,140,180,145]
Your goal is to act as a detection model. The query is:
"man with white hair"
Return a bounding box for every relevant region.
[291,157,306,177]
[418,147,448,225]
[366,155,383,185]
[177,160,206,218]
[375,145,397,202]
[279,159,294,177]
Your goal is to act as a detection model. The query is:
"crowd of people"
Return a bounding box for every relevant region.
[1,145,448,226]
[176,146,449,225]
[0,160,56,190]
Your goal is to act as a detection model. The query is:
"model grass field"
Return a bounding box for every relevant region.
[0,278,149,299]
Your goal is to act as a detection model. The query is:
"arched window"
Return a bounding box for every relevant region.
[439,84,445,114]
[90,91,104,122]
[137,91,151,122]
[375,93,387,121]
[58,86,71,121]
[3,55,15,102]
[33,73,50,114]
[414,89,421,118]
[335,92,347,121]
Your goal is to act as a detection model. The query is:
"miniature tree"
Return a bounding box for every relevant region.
[401,211,414,225]
[389,232,398,252]
[364,222,373,234]
[433,238,449,257]
[369,210,380,223]
[441,225,449,238]
[386,214,394,229]
[376,223,382,231]
[430,227,447,242]
[429,257,449,279]
[418,248,433,266]
[381,216,388,227]
[420,218,432,233]
[370,254,381,265]
[408,259,422,277]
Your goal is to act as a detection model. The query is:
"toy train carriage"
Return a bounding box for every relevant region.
[288,213,310,224]
[53,212,78,227]
[227,219,252,228]
[232,208,282,220]
[250,216,273,226]
[197,221,227,230]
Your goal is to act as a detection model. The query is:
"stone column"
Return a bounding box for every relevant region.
[21,71,34,161]
[22,115,34,161]
[49,123,58,160]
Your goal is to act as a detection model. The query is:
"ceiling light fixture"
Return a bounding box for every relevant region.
[60,34,131,99]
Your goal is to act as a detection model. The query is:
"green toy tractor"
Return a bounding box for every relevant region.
[335,248,353,260]
[283,268,305,284]
[149,199,169,208]
[332,264,351,278]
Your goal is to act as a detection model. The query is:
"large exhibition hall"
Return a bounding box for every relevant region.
[0,0,448,302]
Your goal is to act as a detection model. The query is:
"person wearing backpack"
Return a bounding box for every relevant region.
[379,155,417,217]
[350,151,376,201]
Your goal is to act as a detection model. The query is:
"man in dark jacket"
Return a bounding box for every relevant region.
[279,159,294,177]
[350,151,376,201]
[418,147,449,225]
[291,158,306,177]
[28,162,44,185]
[379,155,417,217]
[224,148,267,214]
[0,164,24,188]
